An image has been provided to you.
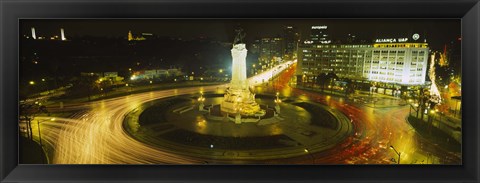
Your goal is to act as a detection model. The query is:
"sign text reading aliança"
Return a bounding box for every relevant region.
[375,38,409,43]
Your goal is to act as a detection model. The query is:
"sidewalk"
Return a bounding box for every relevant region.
[406,116,461,153]
[19,136,47,164]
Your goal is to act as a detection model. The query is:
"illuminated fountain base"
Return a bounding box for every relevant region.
[220,88,266,123]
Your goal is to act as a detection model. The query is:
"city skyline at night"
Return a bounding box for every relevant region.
[19,19,461,165]
[21,19,460,50]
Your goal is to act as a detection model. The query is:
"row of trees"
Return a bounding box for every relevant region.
[411,88,438,121]
[312,72,356,96]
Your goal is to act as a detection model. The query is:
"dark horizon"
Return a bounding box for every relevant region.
[21,19,460,51]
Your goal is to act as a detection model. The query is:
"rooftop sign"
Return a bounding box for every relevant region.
[375,38,409,43]
[311,26,327,30]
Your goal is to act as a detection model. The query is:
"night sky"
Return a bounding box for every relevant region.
[21,19,460,50]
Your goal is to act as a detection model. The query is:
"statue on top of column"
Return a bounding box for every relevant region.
[233,28,245,45]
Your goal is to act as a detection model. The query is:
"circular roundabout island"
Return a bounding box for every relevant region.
[123,93,354,163]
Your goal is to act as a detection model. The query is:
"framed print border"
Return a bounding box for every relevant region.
[1,0,479,182]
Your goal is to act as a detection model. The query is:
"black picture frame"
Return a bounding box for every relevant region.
[1,0,479,182]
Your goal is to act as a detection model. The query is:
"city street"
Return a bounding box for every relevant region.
[30,63,460,164]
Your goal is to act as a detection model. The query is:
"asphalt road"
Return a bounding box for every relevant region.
[30,61,460,164]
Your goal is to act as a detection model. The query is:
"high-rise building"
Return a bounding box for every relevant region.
[309,25,331,45]
[297,34,430,92]
[283,26,299,59]
[257,37,284,69]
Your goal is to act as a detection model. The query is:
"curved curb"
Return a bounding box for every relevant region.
[122,94,354,161]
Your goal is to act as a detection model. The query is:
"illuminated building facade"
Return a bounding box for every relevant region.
[255,37,285,70]
[297,36,429,87]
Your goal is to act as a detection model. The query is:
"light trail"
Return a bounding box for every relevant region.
[34,62,294,164]
[38,87,215,164]
[32,61,459,164]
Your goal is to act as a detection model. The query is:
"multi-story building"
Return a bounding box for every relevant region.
[297,34,430,92]
[251,26,299,71]
[309,25,331,45]
[283,26,299,59]
[257,37,285,70]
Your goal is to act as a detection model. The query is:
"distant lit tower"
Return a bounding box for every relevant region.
[128,31,133,41]
[283,26,299,59]
[60,28,66,41]
[31,27,37,40]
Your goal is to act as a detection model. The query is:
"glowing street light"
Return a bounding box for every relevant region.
[29,81,35,85]
[304,148,315,163]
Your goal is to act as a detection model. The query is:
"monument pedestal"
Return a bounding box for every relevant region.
[221,88,263,116]
[221,43,265,118]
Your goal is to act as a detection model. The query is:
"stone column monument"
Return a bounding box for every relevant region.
[221,29,265,118]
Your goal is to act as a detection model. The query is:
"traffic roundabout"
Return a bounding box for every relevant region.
[123,92,354,162]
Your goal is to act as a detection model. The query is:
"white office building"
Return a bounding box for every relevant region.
[297,37,429,87]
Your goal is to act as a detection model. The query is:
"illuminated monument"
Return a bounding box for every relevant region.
[31,27,37,40]
[221,29,265,121]
[61,28,66,41]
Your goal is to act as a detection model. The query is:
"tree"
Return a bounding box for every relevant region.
[326,72,339,85]
[99,79,113,96]
[19,103,48,140]
[66,75,99,101]
[416,88,430,121]
[326,72,338,94]
[316,73,328,92]
[344,78,356,96]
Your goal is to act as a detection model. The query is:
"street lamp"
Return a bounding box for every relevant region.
[304,148,315,164]
[197,92,205,111]
[390,145,401,164]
